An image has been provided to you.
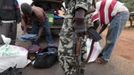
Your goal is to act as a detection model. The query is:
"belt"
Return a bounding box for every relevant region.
[1,20,16,23]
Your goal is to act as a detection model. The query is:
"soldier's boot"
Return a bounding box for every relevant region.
[71,72,77,75]
[71,69,84,75]
[79,69,84,75]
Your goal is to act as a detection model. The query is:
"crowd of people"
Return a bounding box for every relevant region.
[0,0,129,75]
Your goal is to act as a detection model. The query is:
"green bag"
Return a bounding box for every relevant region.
[47,13,54,26]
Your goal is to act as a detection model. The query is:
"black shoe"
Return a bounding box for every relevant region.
[79,69,84,75]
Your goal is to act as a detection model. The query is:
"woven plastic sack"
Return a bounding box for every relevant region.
[0,34,30,73]
[83,38,102,63]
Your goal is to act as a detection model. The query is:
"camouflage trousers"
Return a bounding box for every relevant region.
[58,18,87,75]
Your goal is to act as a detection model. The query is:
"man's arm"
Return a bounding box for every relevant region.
[32,6,47,39]
[38,26,43,39]
[21,15,28,34]
[73,8,86,36]
[73,0,93,36]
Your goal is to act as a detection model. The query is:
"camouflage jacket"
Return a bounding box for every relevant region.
[62,0,94,30]
[64,0,93,17]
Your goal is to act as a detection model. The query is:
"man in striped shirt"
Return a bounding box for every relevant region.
[92,0,129,64]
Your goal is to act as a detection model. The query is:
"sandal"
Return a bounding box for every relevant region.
[95,57,108,64]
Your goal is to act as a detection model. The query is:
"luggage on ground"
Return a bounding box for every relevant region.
[32,46,58,68]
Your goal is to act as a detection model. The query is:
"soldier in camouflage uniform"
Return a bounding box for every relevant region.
[58,0,95,75]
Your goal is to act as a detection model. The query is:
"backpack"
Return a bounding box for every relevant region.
[32,46,58,68]
[0,0,21,21]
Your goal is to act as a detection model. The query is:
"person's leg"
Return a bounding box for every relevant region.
[99,12,129,63]
[58,18,76,75]
[58,18,85,75]
[43,19,54,46]
[31,21,39,34]
[0,23,10,44]
[10,22,17,45]
[31,21,39,44]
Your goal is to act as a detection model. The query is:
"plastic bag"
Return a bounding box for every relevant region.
[83,38,102,63]
[18,34,37,41]
[0,34,30,73]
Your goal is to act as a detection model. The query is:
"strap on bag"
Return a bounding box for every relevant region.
[75,37,81,57]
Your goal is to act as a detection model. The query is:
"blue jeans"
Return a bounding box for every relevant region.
[31,19,54,45]
[101,12,129,61]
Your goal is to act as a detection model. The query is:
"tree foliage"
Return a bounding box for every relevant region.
[119,0,134,12]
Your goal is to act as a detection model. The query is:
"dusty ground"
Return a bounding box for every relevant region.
[101,26,134,61]
[115,27,134,61]
[16,23,134,75]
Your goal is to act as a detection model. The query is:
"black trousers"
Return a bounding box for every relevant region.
[0,21,17,45]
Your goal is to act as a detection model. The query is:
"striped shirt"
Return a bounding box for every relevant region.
[91,0,128,25]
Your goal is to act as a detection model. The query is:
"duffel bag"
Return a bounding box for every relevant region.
[32,46,58,68]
